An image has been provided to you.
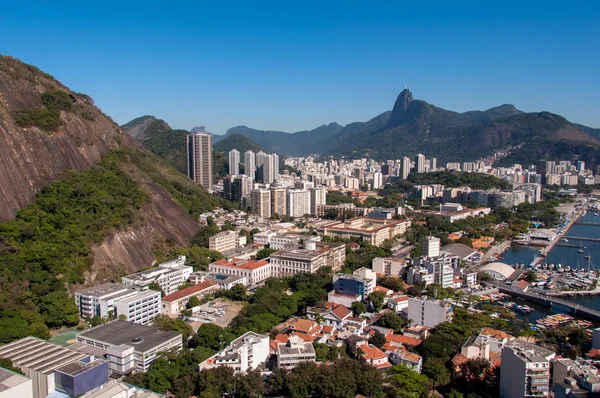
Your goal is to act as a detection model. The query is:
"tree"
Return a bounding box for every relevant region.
[351,301,367,316]
[423,357,450,390]
[385,364,429,398]
[188,296,201,308]
[369,331,386,349]
[524,270,537,283]
[222,283,247,301]
[378,277,405,292]
[457,236,473,248]
[147,282,165,297]
[153,315,193,342]
[255,248,277,260]
[0,358,24,375]
[378,311,405,332]
[118,314,128,321]
[368,291,387,312]
[89,315,103,327]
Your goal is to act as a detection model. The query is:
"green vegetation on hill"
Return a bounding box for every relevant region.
[140,121,189,174]
[14,89,74,131]
[213,133,265,154]
[495,138,600,169]
[407,171,511,190]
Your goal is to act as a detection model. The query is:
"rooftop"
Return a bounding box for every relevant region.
[441,243,478,260]
[77,321,181,353]
[0,367,31,395]
[162,281,217,302]
[76,282,135,298]
[211,259,270,271]
[80,380,164,398]
[0,337,87,375]
[505,340,555,362]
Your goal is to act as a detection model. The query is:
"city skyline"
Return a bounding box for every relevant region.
[1,2,599,135]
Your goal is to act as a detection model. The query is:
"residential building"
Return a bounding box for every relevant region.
[271,188,287,216]
[406,266,435,286]
[422,236,440,258]
[372,257,407,277]
[407,298,453,328]
[209,230,240,252]
[499,341,555,398]
[423,258,454,288]
[359,345,392,371]
[276,335,316,370]
[199,332,269,374]
[553,357,600,398]
[287,189,310,217]
[259,154,276,184]
[208,259,273,286]
[122,256,193,296]
[309,187,327,216]
[251,188,271,218]
[0,367,33,398]
[306,303,352,329]
[388,348,422,373]
[0,337,108,398]
[401,157,411,179]
[244,150,256,179]
[161,281,220,316]
[415,154,426,173]
[76,321,182,374]
[372,172,383,189]
[74,282,160,324]
[387,294,409,312]
[186,131,212,189]
[223,174,253,202]
[318,217,411,247]
[228,149,240,176]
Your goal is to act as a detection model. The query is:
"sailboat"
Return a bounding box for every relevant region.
[577,240,585,253]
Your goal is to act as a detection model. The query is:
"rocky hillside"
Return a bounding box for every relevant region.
[121,115,171,140]
[0,56,221,341]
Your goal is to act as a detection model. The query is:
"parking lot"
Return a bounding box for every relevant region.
[184,298,246,331]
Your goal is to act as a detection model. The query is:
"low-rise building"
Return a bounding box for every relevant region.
[317,217,411,247]
[332,268,376,301]
[221,245,259,260]
[122,256,193,296]
[359,344,392,371]
[0,367,33,398]
[276,335,317,369]
[269,241,346,276]
[372,257,407,277]
[388,295,409,312]
[161,281,220,316]
[387,348,422,373]
[190,271,248,289]
[209,230,240,253]
[75,321,182,374]
[270,234,301,250]
[80,379,165,398]
[208,259,273,286]
[199,332,269,374]
[553,357,600,398]
[252,231,276,246]
[306,303,352,329]
[407,298,453,328]
[0,337,108,398]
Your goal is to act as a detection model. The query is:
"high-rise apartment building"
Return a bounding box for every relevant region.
[186,132,212,189]
[251,189,271,218]
[415,154,426,173]
[244,150,256,179]
[287,189,310,217]
[372,172,383,189]
[500,341,555,398]
[273,153,280,180]
[401,157,411,179]
[309,187,327,216]
[431,158,437,171]
[228,149,240,176]
[271,188,287,216]
[223,174,253,202]
[262,154,276,184]
[422,236,440,258]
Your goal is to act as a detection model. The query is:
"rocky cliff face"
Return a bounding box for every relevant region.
[0,56,203,283]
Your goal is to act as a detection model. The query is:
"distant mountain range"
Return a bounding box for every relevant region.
[218,89,600,167]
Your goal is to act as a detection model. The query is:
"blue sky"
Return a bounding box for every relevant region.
[1,1,599,134]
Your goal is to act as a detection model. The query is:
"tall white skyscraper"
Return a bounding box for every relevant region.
[422,236,440,258]
[372,172,383,189]
[309,187,327,216]
[244,150,256,179]
[251,189,271,218]
[228,149,240,176]
[262,154,275,184]
[415,153,426,173]
[401,157,411,179]
[287,189,310,217]
[431,158,437,171]
[186,132,212,189]
[273,153,280,180]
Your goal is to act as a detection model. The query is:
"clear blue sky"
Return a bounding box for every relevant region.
[2,1,599,134]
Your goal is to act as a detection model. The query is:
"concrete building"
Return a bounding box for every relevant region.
[253,230,276,246]
[372,172,383,189]
[270,234,301,250]
[161,281,220,316]
[190,271,248,290]
[499,341,555,398]
[415,153,426,173]
[388,294,409,312]
[228,149,240,176]
[359,344,392,370]
[270,241,346,275]
[186,131,212,189]
[407,298,453,328]
[553,357,600,398]
[122,256,193,296]
[199,332,269,374]
[208,259,273,286]
[309,187,327,216]
[209,230,239,253]
[271,188,287,216]
[372,257,407,277]
[244,150,256,179]
[80,379,164,398]
[318,217,410,247]
[332,268,376,301]
[251,188,271,218]
[223,174,253,202]
[422,236,440,258]
[401,157,411,179]
[276,335,316,370]
[75,282,160,325]
[287,189,310,218]
[76,321,182,374]
[388,348,422,373]
[478,262,516,281]
[0,367,33,398]
[0,337,108,398]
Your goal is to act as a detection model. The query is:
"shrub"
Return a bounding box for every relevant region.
[14,107,60,131]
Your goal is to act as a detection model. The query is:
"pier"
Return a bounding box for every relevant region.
[574,221,600,226]
[565,236,600,242]
[493,284,600,322]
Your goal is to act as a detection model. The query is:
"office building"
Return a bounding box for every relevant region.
[422,236,441,258]
[318,218,411,247]
[270,234,301,250]
[0,337,108,398]
[186,132,212,189]
[244,150,256,178]
[122,256,193,296]
[309,187,327,216]
[407,298,453,328]
[499,341,555,398]
[415,154,426,173]
[208,259,273,286]
[271,188,287,216]
[287,189,310,218]
[199,332,270,374]
[161,281,220,316]
[76,321,182,374]
[228,149,240,176]
[270,241,346,275]
[401,157,412,179]
[332,268,376,301]
[0,367,33,398]
[209,230,240,253]
[250,188,271,218]
[372,257,407,277]
[276,335,316,370]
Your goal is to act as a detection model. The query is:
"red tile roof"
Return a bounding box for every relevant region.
[290,319,316,334]
[162,281,217,302]
[360,345,387,360]
[373,286,392,295]
[385,334,422,347]
[294,332,316,342]
[211,259,270,271]
[331,304,352,320]
[322,326,334,334]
